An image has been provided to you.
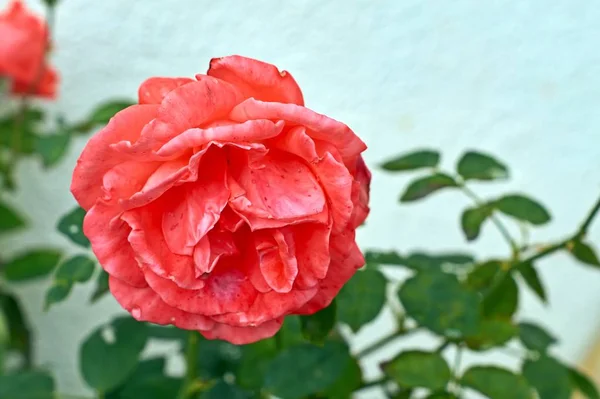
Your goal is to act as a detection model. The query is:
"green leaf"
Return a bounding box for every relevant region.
[200,381,253,399]
[381,150,440,172]
[264,342,349,399]
[90,270,110,303]
[0,370,55,399]
[364,250,405,266]
[3,249,62,282]
[518,322,557,352]
[523,355,572,399]
[461,206,491,241]
[196,339,243,380]
[301,300,336,342]
[400,173,458,202]
[517,261,547,303]
[569,367,600,399]
[383,350,451,390]
[398,271,480,338]
[88,100,136,125]
[466,319,518,351]
[57,206,90,248]
[277,316,304,349]
[466,260,504,291]
[425,392,458,399]
[493,194,551,225]
[457,151,509,181]
[482,274,519,319]
[461,366,532,399]
[106,358,182,399]
[0,292,32,366]
[146,325,187,343]
[570,240,600,267]
[0,110,42,155]
[402,252,475,272]
[79,316,149,391]
[321,356,362,399]
[55,255,96,283]
[236,339,278,391]
[35,133,70,168]
[0,200,26,233]
[44,280,73,311]
[337,269,387,332]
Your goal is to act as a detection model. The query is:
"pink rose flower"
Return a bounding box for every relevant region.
[0,0,58,98]
[71,55,370,344]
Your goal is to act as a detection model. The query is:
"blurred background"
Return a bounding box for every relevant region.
[1,0,599,397]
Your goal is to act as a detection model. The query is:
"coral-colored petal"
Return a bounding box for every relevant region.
[349,156,371,228]
[255,230,298,293]
[142,257,258,316]
[109,276,215,330]
[121,205,202,290]
[228,150,326,229]
[138,77,194,105]
[156,119,284,157]
[115,77,243,155]
[201,318,283,345]
[71,104,159,210]
[207,55,304,106]
[229,98,366,160]
[217,205,244,232]
[274,127,354,231]
[161,151,229,255]
[101,161,161,204]
[293,223,331,289]
[296,229,365,314]
[193,229,238,275]
[83,202,147,287]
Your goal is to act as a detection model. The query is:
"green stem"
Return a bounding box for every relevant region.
[356,376,387,391]
[577,194,600,237]
[459,183,519,256]
[176,331,200,399]
[436,339,451,353]
[356,329,413,358]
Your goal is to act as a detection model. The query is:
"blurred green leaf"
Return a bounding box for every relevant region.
[0,110,42,155]
[383,350,451,390]
[425,392,458,399]
[517,261,547,303]
[461,366,532,399]
[196,339,242,380]
[400,173,458,202]
[466,260,503,291]
[0,292,32,367]
[35,132,70,168]
[301,300,336,343]
[44,280,72,311]
[106,358,182,399]
[278,316,304,349]
[398,271,480,338]
[90,270,110,303]
[518,322,556,353]
[402,252,475,272]
[569,367,600,399]
[482,274,519,319]
[457,151,509,181]
[381,150,440,172]
[80,316,149,391]
[264,342,349,399]
[236,338,278,391]
[461,205,491,241]
[523,355,572,399]
[321,355,362,399]
[337,269,386,332]
[0,201,26,233]
[466,319,517,351]
[55,255,95,283]
[0,370,55,399]
[146,325,187,343]
[88,100,136,125]
[2,249,62,282]
[57,206,90,248]
[570,240,600,267]
[493,194,551,225]
[200,380,253,399]
[364,250,405,266]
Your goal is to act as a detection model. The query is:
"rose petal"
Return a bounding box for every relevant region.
[228,150,326,229]
[109,276,215,330]
[155,119,284,157]
[255,229,298,293]
[83,202,147,287]
[229,98,366,160]
[217,205,244,232]
[201,318,283,345]
[207,55,304,106]
[293,223,331,289]
[193,229,238,275]
[71,104,159,210]
[349,156,371,229]
[138,77,194,105]
[296,229,365,314]
[101,161,161,204]
[161,150,229,255]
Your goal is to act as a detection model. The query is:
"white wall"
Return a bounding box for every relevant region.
[1,0,600,397]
